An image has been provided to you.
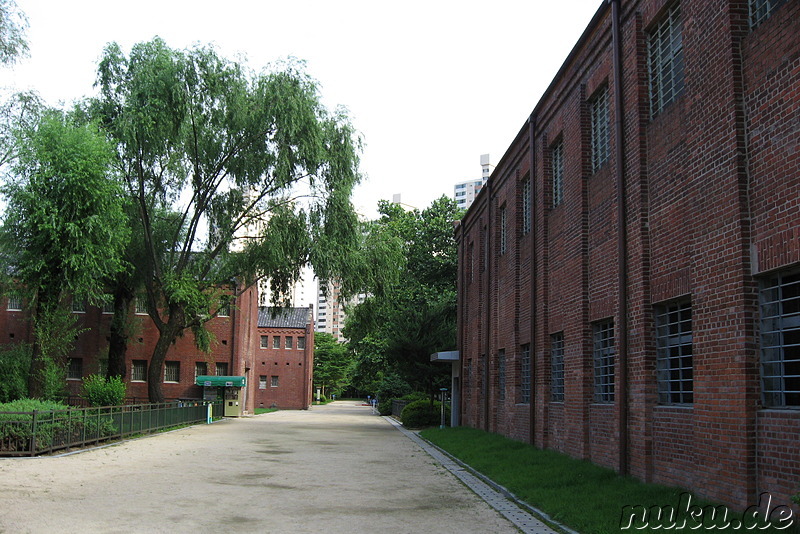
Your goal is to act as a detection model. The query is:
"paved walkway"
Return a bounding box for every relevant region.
[0,401,560,534]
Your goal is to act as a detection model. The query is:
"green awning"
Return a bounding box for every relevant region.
[195,375,246,387]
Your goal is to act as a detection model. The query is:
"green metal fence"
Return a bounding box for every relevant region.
[0,401,223,457]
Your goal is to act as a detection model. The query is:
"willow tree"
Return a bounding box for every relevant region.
[92,38,362,401]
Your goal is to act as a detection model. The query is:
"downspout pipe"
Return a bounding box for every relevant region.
[484,180,493,432]
[610,0,629,476]
[528,113,538,447]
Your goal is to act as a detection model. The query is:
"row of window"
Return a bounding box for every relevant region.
[258,375,280,389]
[482,269,800,408]
[68,359,233,382]
[259,335,306,350]
[496,0,784,255]
[7,295,231,318]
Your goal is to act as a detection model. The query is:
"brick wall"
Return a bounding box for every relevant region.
[456,0,800,511]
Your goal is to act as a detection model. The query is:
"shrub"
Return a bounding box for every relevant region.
[82,375,127,407]
[0,344,32,403]
[401,399,450,429]
[316,394,328,403]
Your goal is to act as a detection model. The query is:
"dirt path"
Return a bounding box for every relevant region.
[0,401,520,534]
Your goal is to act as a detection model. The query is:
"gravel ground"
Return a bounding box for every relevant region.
[0,401,520,534]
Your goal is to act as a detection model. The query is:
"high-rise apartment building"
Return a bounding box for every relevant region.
[315,280,365,342]
[453,154,493,210]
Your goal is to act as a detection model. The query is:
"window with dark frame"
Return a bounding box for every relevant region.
[298,336,306,350]
[498,349,506,401]
[655,299,693,404]
[593,320,615,403]
[648,2,684,118]
[286,336,293,349]
[760,270,800,407]
[260,335,269,349]
[551,333,565,402]
[6,294,22,311]
[259,375,267,389]
[216,362,228,376]
[273,336,281,349]
[131,360,147,382]
[499,206,507,255]
[71,298,86,313]
[551,139,564,207]
[135,296,148,314]
[67,358,82,380]
[271,375,279,387]
[195,362,207,379]
[164,361,180,383]
[589,85,610,173]
[521,176,531,235]
[520,343,531,404]
[749,0,786,28]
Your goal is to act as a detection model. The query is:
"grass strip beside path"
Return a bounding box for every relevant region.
[420,427,798,534]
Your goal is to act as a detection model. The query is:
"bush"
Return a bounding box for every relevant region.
[315,394,328,403]
[401,399,450,429]
[375,374,414,416]
[82,375,127,407]
[0,399,117,451]
[0,344,32,403]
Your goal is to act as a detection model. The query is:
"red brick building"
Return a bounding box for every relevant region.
[3,285,314,412]
[456,0,799,511]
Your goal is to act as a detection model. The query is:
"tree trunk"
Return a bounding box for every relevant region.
[107,283,134,379]
[147,306,186,403]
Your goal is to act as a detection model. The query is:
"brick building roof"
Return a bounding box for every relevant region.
[258,307,310,329]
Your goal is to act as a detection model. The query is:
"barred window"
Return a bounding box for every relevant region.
[286,336,293,349]
[195,362,207,379]
[71,298,86,313]
[6,293,22,311]
[131,360,147,382]
[298,336,306,350]
[552,139,564,208]
[135,296,148,315]
[465,358,472,400]
[521,176,531,235]
[648,2,684,118]
[260,335,269,349]
[273,336,281,349]
[499,206,507,256]
[271,375,279,387]
[164,361,180,383]
[216,362,228,376]
[520,344,531,404]
[551,333,565,402]
[655,300,693,404]
[593,320,615,403]
[590,85,610,173]
[760,270,800,407]
[259,375,267,390]
[750,0,786,28]
[67,358,83,380]
[498,349,506,401]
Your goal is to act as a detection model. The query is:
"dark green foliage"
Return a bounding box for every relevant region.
[0,344,31,402]
[81,375,127,407]
[344,197,463,397]
[313,332,354,397]
[375,373,412,415]
[400,399,449,429]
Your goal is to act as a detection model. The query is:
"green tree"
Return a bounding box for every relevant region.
[343,196,462,397]
[92,39,362,401]
[313,332,353,397]
[0,109,130,397]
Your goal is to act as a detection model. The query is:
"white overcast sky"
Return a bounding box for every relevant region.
[6,0,601,218]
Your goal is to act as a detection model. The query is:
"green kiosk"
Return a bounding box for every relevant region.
[195,375,246,417]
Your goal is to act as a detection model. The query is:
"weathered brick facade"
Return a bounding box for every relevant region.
[456,0,800,510]
[3,285,314,412]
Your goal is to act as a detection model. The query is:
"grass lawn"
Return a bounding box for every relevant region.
[420,427,798,534]
[254,408,277,415]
